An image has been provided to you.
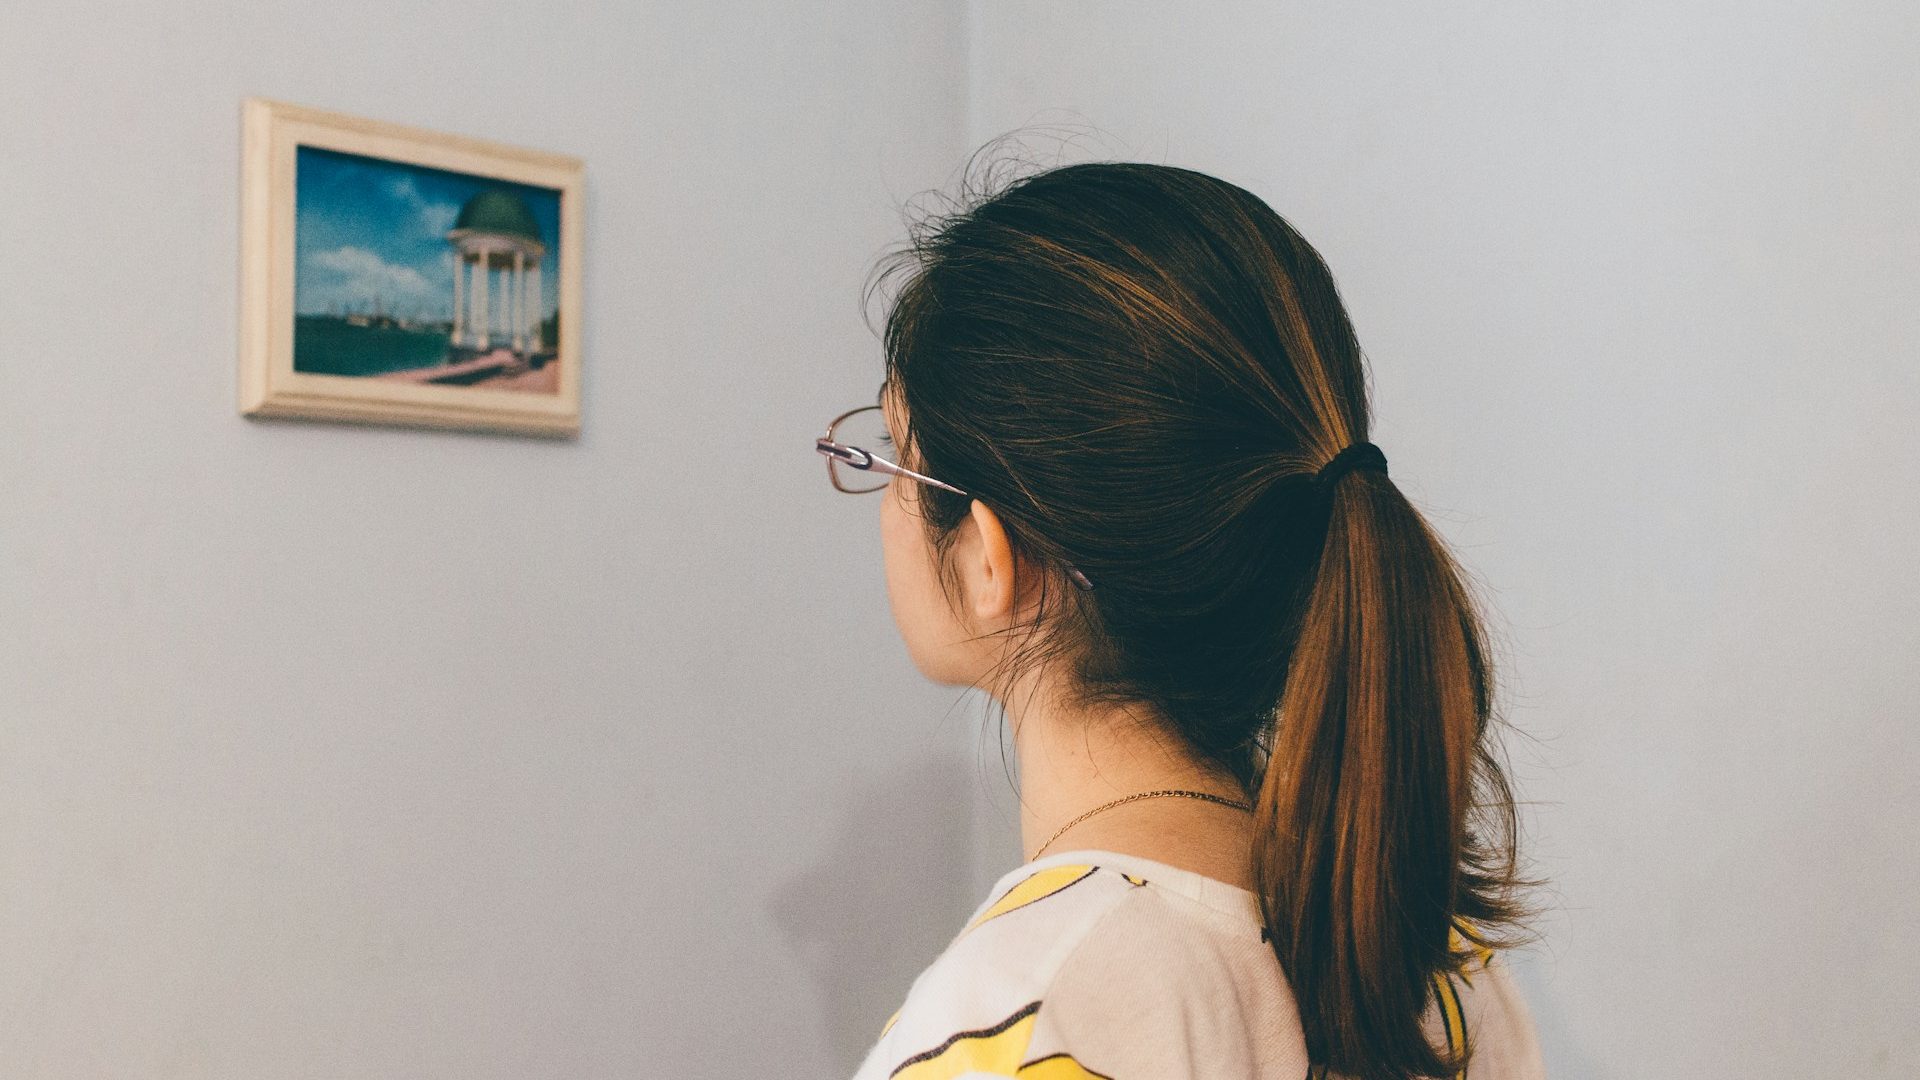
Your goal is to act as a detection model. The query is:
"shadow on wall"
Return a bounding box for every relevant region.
[767,750,983,1072]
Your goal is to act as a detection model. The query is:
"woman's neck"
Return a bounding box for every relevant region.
[1001,671,1257,890]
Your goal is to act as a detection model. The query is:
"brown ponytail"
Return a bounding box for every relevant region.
[870,141,1536,1080]
[1254,449,1530,1078]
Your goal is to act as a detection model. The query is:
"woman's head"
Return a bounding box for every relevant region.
[865,154,1533,1080]
[870,158,1387,780]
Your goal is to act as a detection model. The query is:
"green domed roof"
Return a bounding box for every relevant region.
[452,190,542,243]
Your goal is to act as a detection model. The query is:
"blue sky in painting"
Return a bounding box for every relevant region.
[293,145,562,321]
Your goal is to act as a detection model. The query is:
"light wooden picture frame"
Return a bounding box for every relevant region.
[240,98,584,438]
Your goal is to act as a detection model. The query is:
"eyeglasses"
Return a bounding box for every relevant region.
[816,403,1095,591]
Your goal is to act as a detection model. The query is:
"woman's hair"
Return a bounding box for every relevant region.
[865,146,1537,1080]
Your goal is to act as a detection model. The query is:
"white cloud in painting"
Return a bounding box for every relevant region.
[312,245,437,309]
[386,176,461,238]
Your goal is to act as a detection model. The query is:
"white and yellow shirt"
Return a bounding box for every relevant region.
[850,848,1545,1080]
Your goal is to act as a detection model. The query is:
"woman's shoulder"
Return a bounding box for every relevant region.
[850,855,1305,1079]
[868,860,1150,1042]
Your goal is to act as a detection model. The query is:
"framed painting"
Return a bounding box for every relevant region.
[240,98,584,438]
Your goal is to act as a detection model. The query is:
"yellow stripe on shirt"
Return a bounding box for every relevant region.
[887,1001,1113,1079]
[961,865,1099,935]
[1433,968,1468,1080]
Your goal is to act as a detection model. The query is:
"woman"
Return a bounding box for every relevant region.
[821,155,1544,1080]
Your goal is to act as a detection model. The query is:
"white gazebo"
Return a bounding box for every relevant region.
[446,189,547,357]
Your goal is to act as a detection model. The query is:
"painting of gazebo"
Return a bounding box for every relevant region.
[293,148,561,391]
[241,99,583,437]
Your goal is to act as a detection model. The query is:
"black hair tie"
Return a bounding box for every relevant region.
[1314,441,1389,488]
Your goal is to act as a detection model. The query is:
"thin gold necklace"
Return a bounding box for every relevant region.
[1031,788,1254,860]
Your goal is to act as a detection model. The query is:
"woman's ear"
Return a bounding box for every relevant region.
[963,497,1019,623]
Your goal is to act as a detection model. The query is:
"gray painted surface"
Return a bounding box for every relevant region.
[0,3,1002,1076]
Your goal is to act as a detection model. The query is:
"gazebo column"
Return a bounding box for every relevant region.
[451,251,465,348]
[528,262,543,352]
[504,256,516,352]
[513,249,527,353]
[473,252,489,352]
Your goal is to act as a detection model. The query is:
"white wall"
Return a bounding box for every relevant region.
[0,3,1002,1077]
[967,2,1919,1076]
